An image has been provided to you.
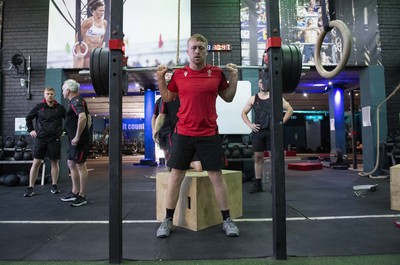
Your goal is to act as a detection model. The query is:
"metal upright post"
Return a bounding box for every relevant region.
[108,0,124,263]
[266,0,287,260]
[350,90,357,169]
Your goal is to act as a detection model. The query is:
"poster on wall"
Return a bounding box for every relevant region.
[240,0,267,66]
[47,0,191,69]
[240,0,381,67]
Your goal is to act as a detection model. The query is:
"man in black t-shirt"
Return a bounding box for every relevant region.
[61,79,92,207]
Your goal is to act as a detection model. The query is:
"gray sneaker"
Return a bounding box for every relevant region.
[156,218,173,238]
[61,191,77,202]
[23,187,34,197]
[70,195,87,207]
[222,217,239,237]
[50,185,60,194]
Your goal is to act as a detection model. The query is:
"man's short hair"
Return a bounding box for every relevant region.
[63,79,80,92]
[188,34,208,47]
[44,87,55,93]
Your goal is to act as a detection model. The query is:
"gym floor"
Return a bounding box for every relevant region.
[0,155,399,261]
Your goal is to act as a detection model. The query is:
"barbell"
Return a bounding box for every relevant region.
[88,44,303,96]
[127,65,267,72]
[82,61,267,76]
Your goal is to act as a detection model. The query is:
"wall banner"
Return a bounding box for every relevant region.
[241,0,381,67]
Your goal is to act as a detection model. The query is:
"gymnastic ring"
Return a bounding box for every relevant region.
[314,20,352,79]
[72,41,89,58]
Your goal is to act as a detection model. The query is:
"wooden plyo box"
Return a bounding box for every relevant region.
[390,164,400,211]
[156,170,242,231]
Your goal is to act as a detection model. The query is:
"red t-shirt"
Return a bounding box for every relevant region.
[167,64,229,136]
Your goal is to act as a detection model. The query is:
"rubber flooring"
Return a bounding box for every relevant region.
[0,156,399,261]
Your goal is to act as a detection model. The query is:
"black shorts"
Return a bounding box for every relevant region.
[251,128,271,152]
[68,141,89,163]
[32,138,61,160]
[167,134,226,171]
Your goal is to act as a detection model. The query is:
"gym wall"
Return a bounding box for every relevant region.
[1,0,50,139]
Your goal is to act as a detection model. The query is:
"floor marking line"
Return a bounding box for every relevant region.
[307,214,400,220]
[0,221,109,224]
[1,214,399,224]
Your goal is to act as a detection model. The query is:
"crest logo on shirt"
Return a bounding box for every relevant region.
[184,71,188,77]
[207,70,212,77]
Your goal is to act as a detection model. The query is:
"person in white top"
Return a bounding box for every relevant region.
[73,0,108,68]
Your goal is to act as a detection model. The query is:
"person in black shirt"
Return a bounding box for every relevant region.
[242,77,293,193]
[24,87,66,197]
[61,79,92,207]
[152,96,202,171]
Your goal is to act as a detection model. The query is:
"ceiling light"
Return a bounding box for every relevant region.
[312,83,326,87]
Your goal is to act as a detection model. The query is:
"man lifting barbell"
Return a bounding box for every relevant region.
[156,33,240,238]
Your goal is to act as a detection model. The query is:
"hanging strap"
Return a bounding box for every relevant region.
[75,0,82,43]
[321,0,336,33]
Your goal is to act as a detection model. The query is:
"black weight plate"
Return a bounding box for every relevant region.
[90,48,110,96]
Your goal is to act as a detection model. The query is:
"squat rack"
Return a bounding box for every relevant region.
[104,0,350,263]
[104,0,288,263]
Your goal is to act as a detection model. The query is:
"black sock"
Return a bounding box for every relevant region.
[166,208,175,221]
[221,210,230,221]
[255,178,261,184]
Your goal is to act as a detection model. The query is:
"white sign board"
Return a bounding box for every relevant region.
[216,80,252,134]
[15,117,29,135]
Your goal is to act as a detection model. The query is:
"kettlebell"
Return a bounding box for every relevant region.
[242,134,251,146]
[4,136,15,148]
[23,148,33,160]
[231,145,241,159]
[242,146,253,158]
[17,171,29,186]
[5,174,20,186]
[0,148,4,160]
[0,175,6,185]
[223,145,231,159]
[16,135,27,148]
[14,147,24,161]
